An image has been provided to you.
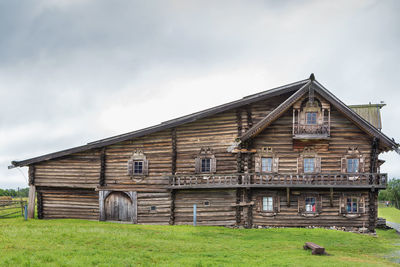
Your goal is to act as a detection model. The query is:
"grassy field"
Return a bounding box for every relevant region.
[0,218,399,266]
[379,204,400,224]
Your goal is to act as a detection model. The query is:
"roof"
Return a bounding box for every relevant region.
[11,75,399,168]
[238,78,398,152]
[349,103,385,130]
[11,79,308,167]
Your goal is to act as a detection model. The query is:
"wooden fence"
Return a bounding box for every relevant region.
[0,200,27,218]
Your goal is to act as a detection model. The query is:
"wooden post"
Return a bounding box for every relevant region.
[27,185,36,219]
[287,188,290,207]
[193,204,197,226]
[330,188,333,207]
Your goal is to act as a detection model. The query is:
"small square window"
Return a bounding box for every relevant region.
[204,201,210,207]
[306,112,317,125]
[346,198,358,213]
[304,158,315,173]
[150,206,156,211]
[201,158,211,173]
[262,196,274,212]
[261,157,273,172]
[305,197,316,212]
[134,161,143,174]
[347,158,359,173]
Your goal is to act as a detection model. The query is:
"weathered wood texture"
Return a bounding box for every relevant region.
[174,189,236,226]
[104,192,133,221]
[27,185,36,219]
[37,187,99,220]
[252,107,373,174]
[34,151,101,188]
[252,189,371,228]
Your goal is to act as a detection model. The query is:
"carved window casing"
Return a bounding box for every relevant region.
[339,193,366,218]
[195,148,216,174]
[255,147,279,173]
[297,147,321,174]
[127,150,148,177]
[292,96,331,136]
[298,193,322,217]
[256,192,280,216]
[341,147,365,173]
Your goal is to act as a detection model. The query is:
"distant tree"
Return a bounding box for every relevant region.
[0,188,29,197]
[379,178,400,208]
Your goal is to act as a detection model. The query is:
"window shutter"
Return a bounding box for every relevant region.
[273,157,279,173]
[315,157,321,173]
[195,157,201,173]
[341,158,347,173]
[359,196,365,213]
[255,156,261,173]
[316,195,323,213]
[359,157,365,173]
[298,195,305,213]
[297,157,303,173]
[274,196,280,213]
[143,159,149,175]
[339,194,346,214]
[256,196,262,212]
[127,160,133,176]
[211,157,217,173]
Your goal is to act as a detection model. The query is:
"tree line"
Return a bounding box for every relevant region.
[378,178,400,209]
[0,188,29,197]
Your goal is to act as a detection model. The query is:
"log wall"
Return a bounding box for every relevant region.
[174,189,237,226]
[251,189,370,228]
[37,187,99,220]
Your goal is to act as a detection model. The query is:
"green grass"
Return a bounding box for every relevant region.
[0,218,399,266]
[379,204,400,224]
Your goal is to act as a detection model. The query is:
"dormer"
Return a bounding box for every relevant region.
[292,92,330,139]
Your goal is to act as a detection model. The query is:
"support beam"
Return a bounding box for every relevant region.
[169,190,176,225]
[330,188,333,207]
[27,185,36,219]
[99,148,106,186]
[287,188,290,207]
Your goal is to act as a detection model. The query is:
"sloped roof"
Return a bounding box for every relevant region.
[11,79,308,167]
[238,78,398,152]
[11,75,399,168]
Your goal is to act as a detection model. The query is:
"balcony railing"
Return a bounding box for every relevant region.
[167,173,387,189]
[293,122,330,137]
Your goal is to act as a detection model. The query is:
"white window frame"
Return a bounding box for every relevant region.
[262,196,274,212]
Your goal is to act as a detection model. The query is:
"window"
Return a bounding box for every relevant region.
[261,157,273,172]
[304,158,315,173]
[204,201,210,207]
[134,161,143,174]
[306,112,317,124]
[262,197,274,212]
[305,197,316,212]
[201,158,211,173]
[346,198,358,213]
[347,158,359,173]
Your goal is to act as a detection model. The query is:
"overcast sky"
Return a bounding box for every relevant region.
[1,0,399,189]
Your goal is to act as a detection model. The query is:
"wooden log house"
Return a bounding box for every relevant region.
[10,74,399,231]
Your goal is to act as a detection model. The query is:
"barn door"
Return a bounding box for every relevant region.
[101,191,137,222]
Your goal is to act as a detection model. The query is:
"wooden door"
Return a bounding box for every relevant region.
[104,192,133,221]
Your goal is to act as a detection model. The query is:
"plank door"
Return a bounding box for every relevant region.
[104,192,133,221]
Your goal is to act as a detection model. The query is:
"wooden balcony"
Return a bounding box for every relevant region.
[293,123,330,139]
[167,173,387,189]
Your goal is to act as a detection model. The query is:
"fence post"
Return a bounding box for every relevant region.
[193,204,197,226]
[24,205,28,220]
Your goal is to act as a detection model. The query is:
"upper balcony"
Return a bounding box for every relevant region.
[167,173,387,189]
[293,122,330,139]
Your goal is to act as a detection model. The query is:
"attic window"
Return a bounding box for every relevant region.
[306,112,317,124]
[134,161,143,174]
[201,158,211,173]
